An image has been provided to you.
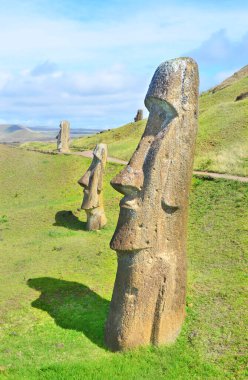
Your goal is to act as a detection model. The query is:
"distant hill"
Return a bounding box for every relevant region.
[0,124,53,143]
[0,125,102,144]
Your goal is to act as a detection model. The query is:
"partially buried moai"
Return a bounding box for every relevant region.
[134,109,143,122]
[78,144,107,230]
[56,120,70,153]
[105,57,199,351]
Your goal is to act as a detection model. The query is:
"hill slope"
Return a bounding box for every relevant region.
[194,73,248,175]
[211,64,248,93]
[0,144,247,379]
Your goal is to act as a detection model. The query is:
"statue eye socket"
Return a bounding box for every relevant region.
[145,96,178,134]
[161,198,179,214]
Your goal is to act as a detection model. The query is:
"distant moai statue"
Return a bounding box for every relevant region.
[134,109,143,122]
[56,120,70,153]
[235,92,248,101]
[105,57,199,351]
[78,144,107,230]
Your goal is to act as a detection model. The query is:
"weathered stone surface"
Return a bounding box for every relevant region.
[134,109,143,122]
[78,144,107,230]
[56,121,70,153]
[105,57,199,351]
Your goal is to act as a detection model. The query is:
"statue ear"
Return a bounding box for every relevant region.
[97,163,104,192]
[161,197,179,214]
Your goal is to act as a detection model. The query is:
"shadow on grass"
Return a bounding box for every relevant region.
[27,277,109,349]
[54,210,87,231]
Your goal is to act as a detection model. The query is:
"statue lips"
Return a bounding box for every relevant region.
[119,196,138,210]
[79,173,92,210]
[115,196,138,236]
[82,188,90,209]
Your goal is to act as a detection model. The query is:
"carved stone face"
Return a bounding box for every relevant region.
[78,144,107,210]
[110,58,199,252]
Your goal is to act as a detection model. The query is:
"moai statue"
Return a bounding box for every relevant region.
[134,109,143,122]
[78,144,107,230]
[56,120,70,153]
[105,57,199,351]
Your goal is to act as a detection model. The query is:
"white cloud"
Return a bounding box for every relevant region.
[0,62,145,128]
[0,2,248,128]
[30,61,60,77]
[1,5,248,72]
[187,29,248,89]
[189,29,248,65]
[0,72,12,90]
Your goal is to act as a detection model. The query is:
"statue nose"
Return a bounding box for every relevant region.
[78,171,90,188]
[110,165,144,196]
[110,133,154,196]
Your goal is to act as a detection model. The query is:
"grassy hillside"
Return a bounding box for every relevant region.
[210,64,248,93]
[22,70,248,176]
[0,144,247,379]
[194,75,248,175]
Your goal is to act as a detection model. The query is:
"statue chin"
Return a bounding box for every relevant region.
[86,207,107,230]
[81,195,99,210]
[110,223,152,252]
[81,201,99,210]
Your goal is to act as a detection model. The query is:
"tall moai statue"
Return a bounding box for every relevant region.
[105,57,199,351]
[56,120,70,153]
[134,109,143,122]
[78,144,108,230]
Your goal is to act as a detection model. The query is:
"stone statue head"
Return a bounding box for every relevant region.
[78,143,107,230]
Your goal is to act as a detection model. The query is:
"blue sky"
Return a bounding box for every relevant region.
[0,0,248,129]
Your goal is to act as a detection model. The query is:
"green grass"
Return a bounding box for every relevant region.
[22,75,248,176]
[0,144,247,379]
[195,77,248,175]
[21,140,57,151]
